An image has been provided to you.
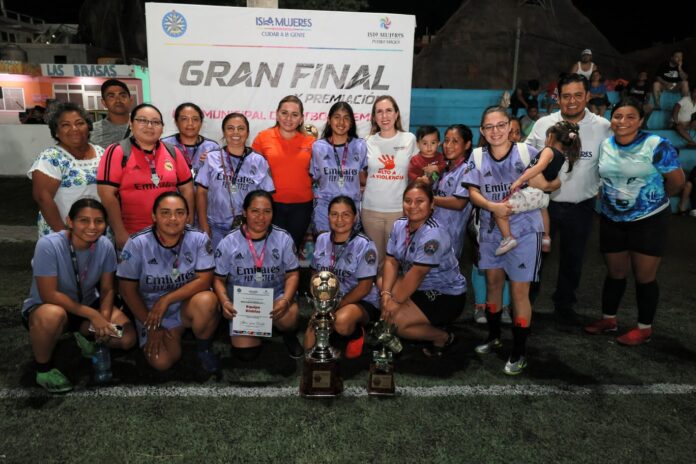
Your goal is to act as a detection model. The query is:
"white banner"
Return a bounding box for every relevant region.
[145,3,415,142]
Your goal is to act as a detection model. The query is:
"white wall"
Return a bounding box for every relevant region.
[0,125,56,176]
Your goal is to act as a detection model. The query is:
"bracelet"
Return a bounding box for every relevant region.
[380,290,393,298]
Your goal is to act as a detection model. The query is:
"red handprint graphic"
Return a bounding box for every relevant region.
[378,154,396,170]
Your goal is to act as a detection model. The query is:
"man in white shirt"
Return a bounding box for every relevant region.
[526,74,612,324]
[90,79,132,148]
[673,87,696,147]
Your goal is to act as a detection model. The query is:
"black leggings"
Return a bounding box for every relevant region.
[272,201,313,249]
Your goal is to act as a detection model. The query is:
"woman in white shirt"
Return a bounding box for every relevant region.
[361,95,418,269]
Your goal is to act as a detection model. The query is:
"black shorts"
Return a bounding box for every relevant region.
[410,290,466,327]
[22,299,99,331]
[599,208,670,256]
[687,166,696,183]
[356,300,381,322]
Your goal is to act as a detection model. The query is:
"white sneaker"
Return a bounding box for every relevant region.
[495,237,518,256]
[474,305,487,324]
[501,306,512,324]
[689,209,696,217]
[503,356,527,375]
[474,338,502,354]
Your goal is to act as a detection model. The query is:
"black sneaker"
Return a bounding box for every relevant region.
[282,333,304,359]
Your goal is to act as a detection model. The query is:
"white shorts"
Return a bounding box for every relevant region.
[508,187,549,213]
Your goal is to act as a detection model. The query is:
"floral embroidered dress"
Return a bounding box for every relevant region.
[27,144,105,237]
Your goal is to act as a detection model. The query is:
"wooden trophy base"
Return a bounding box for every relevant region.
[300,358,343,397]
[367,362,395,396]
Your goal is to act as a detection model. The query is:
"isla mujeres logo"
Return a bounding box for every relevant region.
[255,15,313,38]
[162,10,187,38]
[379,17,391,29]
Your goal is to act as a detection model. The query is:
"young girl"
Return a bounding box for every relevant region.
[494,121,581,256]
[310,102,367,235]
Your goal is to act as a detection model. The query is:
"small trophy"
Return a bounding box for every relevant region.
[366,320,403,396]
[300,271,344,397]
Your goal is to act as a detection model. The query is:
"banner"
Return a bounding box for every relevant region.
[145,3,415,141]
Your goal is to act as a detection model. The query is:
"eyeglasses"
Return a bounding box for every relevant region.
[482,121,510,132]
[133,118,163,127]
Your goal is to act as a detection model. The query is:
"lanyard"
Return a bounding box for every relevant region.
[157,229,184,279]
[175,134,204,167]
[66,233,95,303]
[329,232,354,272]
[404,224,421,262]
[244,226,268,271]
[330,138,349,182]
[143,152,159,185]
[220,147,250,216]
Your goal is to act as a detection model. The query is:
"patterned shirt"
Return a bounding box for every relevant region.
[386,217,466,295]
[310,138,367,202]
[117,226,215,316]
[214,225,298,301]
[432,159,472,257]
[598,132,680,222]
[195,148,275,227]
[28,144,104,237]
[311,231,379,306]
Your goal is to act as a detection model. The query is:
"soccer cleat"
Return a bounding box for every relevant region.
[73,332,97,358]
[283,333,305,359]
[501,306,512,325]
[473,305,487,324]
[616,327,652,346]
[503,356,527,375]
[344,327,365,359]
[584,318,618,335]
[197,349,221,374]
[36,368,73,393]
[474,338,502,354]
[495,237,518,256]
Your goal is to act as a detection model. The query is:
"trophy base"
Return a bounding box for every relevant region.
[367,363,396,396]
[300,358,343,397]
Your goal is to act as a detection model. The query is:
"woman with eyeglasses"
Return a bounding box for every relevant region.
[98,103,195,250]
[462,105,547,376]
[161,102,220,177]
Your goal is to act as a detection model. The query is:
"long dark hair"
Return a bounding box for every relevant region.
[322,102,358,141]
[546,121,581,172]
[68,198,107,221]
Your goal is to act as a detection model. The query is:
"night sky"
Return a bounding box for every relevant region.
[3,0,692,53]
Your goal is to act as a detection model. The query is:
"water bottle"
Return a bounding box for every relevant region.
[92,343,112,383]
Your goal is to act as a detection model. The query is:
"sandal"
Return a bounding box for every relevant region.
[422,331,456,358]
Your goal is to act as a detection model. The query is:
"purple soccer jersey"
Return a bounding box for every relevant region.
[23,232,116,316]
[195,148,275,237]
[310,138,367,202]
[311,231,379,306]
[117,225,215,318]
[432,159,473,257]
[161,135,220,173]
[386,217,467,295]
[214,225,299,300]
[461,144,544,243]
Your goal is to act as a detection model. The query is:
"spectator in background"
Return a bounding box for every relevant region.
[624,71,654,124]
[508,117,522,142]
[677,165,696,216]
[91,79,132,148]
[588,70,610,117]
[570,49,598,81]
[22,106,46,124]
[520,105,540,140]
[673,87,696,147]
[652,51,689,110]
[510,79,541,117]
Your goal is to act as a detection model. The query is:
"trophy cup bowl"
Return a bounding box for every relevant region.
[300,271,344,397]
[367,320,402,396]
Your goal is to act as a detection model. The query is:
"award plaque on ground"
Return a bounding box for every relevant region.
[366,320,403,396]
[300,271,344,397]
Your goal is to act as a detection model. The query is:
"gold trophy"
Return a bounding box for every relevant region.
[300,271,344,397]
[366,320,403,396]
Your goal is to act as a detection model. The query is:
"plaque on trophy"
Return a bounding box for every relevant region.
[366,320,403,396]
[300,271,344,397]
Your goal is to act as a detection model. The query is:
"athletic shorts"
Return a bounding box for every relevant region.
[599,207,670,257]
[410,290,466,327]
[22,299,99,332]
[135,307,183,347]
[356,299,380,322]
[479,232,542,282]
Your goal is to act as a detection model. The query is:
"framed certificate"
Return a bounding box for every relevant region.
[232,285,274,337]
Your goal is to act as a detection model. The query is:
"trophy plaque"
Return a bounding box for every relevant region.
[300,271,344,397]
[366,320,403,396]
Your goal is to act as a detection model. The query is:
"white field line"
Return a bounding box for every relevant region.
[1,383,696,399]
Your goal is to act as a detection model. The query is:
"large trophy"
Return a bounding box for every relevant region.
[300,271,344,397]
[366,320,403,396]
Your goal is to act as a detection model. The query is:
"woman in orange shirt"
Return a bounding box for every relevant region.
[252,96,315,247]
